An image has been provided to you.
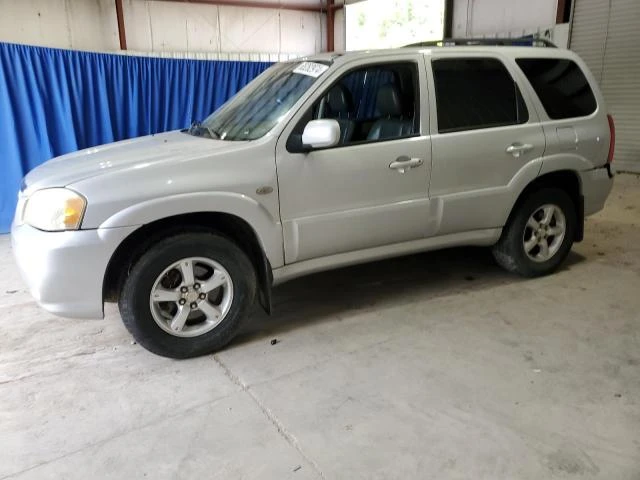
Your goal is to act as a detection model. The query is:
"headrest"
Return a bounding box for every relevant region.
[376,84,403,117]
[327,84,352,115]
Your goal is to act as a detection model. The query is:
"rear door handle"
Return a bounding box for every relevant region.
[389,156,423,173]
[506,143,534,158]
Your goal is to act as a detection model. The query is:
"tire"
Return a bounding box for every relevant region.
[492,188,576,277]
[118,232,256,359]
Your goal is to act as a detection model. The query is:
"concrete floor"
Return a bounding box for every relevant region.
[1,174,639,480]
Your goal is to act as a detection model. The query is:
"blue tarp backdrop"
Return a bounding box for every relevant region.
[0,42,271,233]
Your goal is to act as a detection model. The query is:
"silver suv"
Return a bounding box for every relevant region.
[12,42,615,358]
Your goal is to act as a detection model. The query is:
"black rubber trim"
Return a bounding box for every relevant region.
[606,163,614,178]
[257,253,273,315]
[575,194,585,243]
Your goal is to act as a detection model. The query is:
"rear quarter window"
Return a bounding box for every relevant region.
[516,58,597,120]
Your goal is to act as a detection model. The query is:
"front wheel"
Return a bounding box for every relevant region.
[492,188,577,277]
[118,232,256,358]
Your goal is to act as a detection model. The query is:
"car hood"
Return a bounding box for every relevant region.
[22,131,237,195]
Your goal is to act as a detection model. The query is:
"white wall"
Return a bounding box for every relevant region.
[453,0,557,37]
[0,0,120,51]
[0,0,325,57]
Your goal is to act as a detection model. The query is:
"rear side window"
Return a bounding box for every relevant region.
[516,58,597,119]
[432,58,528,133]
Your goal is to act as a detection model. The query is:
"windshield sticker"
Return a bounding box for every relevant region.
[293,62,329,78]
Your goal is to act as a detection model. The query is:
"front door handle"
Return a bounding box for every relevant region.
[389,156,423,173]
[506,143,534,158]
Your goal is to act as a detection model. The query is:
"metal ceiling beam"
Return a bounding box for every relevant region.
[326,0,335,51]
[115,0,127,50]
[154,0,327,13]
[556,0,572,24]
[443,0,453,38]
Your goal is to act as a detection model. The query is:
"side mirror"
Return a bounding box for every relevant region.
[301,119,341,150]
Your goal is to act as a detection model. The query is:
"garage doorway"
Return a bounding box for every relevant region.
[345,0,445,51]
[570,0,640,172]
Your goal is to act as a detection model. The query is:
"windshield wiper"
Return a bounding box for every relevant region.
[188,120,202,135]
[188,121,220,140]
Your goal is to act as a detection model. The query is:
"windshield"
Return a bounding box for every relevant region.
[193,61,328,141]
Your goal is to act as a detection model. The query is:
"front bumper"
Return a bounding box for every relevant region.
[11,223,137,319]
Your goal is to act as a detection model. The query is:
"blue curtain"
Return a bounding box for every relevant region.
[0,42,271,233]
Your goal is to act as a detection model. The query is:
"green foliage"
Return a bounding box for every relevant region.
[358,11,366,27]
[379,0,420,39]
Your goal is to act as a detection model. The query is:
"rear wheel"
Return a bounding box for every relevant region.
[119,232,256,358]
[492,188,576,277]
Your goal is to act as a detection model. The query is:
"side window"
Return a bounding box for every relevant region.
[516,58,597,120]
[288,62,419,150]
[432,58,529,133]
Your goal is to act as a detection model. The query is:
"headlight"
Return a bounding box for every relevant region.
[23,188,87,231]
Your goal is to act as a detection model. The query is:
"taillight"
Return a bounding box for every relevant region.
[607,114,615,164]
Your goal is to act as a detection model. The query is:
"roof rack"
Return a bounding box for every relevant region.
[406,37,557,48]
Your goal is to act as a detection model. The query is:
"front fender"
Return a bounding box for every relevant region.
[99,192,284,268]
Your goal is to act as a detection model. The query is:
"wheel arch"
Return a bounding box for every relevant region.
[103,212,274,314]
[507,169,584,242]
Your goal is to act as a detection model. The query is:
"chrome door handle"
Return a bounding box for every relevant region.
[506,143,534,158]
[389,156,423,173]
